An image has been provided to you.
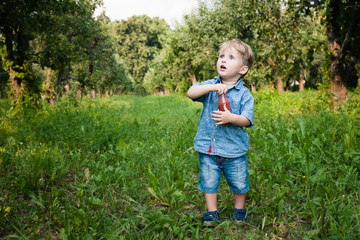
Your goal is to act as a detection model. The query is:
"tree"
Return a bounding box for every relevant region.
[113,15,170,92]
[145,0,324,94]
[89,14,134,96]
[37,0,101,105]
[1,0,47,106]
[325,0,360,106]
[291,15,327,90]
[298,0,360,106]
[145,0,256,94]
[0,0,101,108]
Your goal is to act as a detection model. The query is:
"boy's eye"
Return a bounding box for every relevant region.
[219,55,225,58]
[230,55,235,60]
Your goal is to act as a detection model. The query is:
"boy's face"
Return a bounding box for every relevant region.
[216,47,248,81]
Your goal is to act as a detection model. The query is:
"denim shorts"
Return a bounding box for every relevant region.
[197,153,249,194]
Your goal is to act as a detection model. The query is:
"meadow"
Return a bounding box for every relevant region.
[0,90,359,239]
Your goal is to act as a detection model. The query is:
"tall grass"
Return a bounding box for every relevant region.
[0,91,359,239]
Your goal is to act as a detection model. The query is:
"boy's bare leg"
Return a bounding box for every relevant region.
[234,193,245,209]
[205,193,218,211]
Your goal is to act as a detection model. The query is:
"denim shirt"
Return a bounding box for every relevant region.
[193,76,254,158]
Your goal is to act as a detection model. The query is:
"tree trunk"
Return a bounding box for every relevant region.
[64,83,70,96]
[91,89,96,99]
[327,29,347,107]
[188,72,197,85]
[331,74,347,108]
[56,69,64,97]
[5,30,38,106]
[9,66,22,102]
[299,60,305,91]
[154,88,164,95]
[358,69,360,93]
[277,76,284,93]
[269,81,275,92]
[5,31,22,103]
[44,68,56,107]
[77,88,83,100]
[251,81,256,92]
[191,75,197,84]
[325,0,359,107]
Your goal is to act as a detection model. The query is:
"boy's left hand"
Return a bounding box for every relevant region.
[211,105,234,125]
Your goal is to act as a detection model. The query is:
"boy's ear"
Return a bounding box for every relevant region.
[239,65,249,75]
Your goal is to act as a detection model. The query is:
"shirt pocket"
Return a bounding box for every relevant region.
[228,95,242,115]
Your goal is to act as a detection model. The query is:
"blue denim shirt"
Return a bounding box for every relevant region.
[193,76,254,158]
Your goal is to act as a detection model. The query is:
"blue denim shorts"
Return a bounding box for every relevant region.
[197,153,249,194]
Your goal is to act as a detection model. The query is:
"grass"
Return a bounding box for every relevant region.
[0,90,359,239]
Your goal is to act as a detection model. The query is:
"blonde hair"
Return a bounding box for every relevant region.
[220,39,254,70]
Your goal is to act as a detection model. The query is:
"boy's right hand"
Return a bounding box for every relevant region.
[211,84,228,95]
[187,84,228,100]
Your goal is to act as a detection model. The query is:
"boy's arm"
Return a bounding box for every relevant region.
[212,89,254,127]
[187,84,228,100]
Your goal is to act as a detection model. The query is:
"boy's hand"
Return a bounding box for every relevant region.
[211,84,228,95]
[211,105,234,125]
[187,84,228,100]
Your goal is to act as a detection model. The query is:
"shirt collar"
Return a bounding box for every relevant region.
[215,76,243,90]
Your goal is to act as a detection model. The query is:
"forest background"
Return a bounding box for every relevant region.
[0,0,359,108]
[1,0,360,239]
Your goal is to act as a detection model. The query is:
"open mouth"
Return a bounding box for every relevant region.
[220,65,226,70]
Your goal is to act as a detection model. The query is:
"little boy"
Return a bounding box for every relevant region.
[187,39,254,226]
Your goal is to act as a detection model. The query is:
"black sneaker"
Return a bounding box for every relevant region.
[202,211,220,227]
[233,208,248,222]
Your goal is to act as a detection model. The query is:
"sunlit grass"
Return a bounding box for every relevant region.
[0,91,359,239]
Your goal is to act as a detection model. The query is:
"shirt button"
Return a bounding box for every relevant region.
[213,139,216,141]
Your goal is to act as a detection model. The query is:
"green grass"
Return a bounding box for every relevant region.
[0,91,359,239]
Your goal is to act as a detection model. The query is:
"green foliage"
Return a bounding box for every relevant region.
[144,0,328,94]
[73,15,134,96]
[144,0,257,94]
[249,90,360,238]
[298,0,360,95]
[0,0,103,108]
[3,61,42,112]
[0,91,359,239]
[113,15,170,90]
